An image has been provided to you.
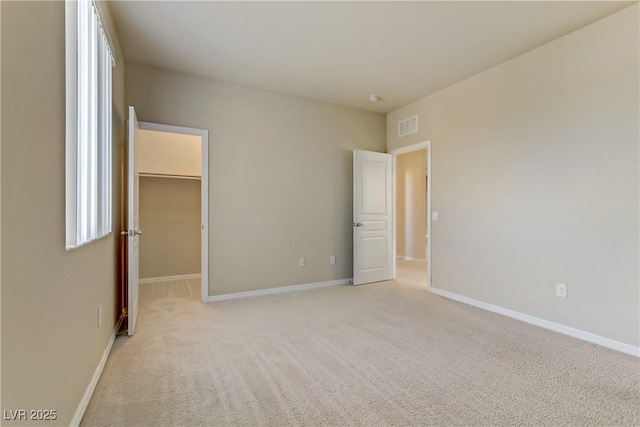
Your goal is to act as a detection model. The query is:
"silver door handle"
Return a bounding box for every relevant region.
[120,230,143,237]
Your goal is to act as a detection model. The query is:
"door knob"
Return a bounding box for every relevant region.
[120,230,143,236]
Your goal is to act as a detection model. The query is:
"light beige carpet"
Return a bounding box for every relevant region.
[82,261,639,426]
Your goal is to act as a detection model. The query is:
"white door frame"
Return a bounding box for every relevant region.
[389,140,432,290]
[138,121,210,303]
[127,107,141,335]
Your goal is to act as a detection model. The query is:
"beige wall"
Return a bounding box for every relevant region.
[388,5,639,346]
[126,64,386,295]
[1,1,125,425]
[396,149,427,260]
[140,177,201,279]
[139,129,202,177]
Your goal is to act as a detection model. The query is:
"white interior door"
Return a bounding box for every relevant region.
[353,150,393,285]
[126,106,141,335]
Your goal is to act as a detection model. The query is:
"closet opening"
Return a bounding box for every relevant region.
[137,122,209,303]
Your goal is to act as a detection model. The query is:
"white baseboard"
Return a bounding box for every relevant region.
[70,322,120,427]
[139,273,201,284]
[429,287,640,358]
[208,279,351,302]
[404,256,426,262]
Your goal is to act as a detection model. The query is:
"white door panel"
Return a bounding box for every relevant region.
[127,106,140,335]
[361,220,386,231]
[362,237,387,269]
[353,150,392,285]
[362,161,388,214]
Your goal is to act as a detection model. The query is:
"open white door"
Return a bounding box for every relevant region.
[353,150,393,285]
[125,106,141,335]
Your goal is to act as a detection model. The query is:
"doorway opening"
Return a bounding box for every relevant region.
[390,141,431,289]
[138,122,209,303]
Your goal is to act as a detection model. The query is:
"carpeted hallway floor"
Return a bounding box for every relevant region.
[81,261,640,426]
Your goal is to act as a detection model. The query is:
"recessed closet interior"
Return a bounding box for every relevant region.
[138,129,202,282]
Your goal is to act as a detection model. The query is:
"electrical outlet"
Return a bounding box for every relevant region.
[299,258,305,267]
[330,255,336,265]
[432,211,439,221]
[556,283,567,298]
[98,306,103,327]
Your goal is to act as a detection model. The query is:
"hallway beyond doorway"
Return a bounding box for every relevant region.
[395,258,428,289]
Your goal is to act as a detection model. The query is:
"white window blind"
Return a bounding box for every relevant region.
[66,0,115,248]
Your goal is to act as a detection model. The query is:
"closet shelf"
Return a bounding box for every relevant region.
[139,172,201,181]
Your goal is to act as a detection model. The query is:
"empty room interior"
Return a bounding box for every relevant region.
[1,1,639,426]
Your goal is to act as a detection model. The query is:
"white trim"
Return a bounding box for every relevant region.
[391,154,396,280]
[201,130,209,303]
[390,141,430,156]
[397,255,427,262]
[430,287,640,357]
[138,121,210,303]
[70,326,118,427]
[139,274,201,284]
[400,256,427,262]
[389,140,432,289]
[207,279,351,302]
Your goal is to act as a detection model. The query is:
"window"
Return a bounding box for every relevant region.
[66,0,115,248]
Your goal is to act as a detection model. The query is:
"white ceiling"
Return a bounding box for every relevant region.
[109,1,635,113]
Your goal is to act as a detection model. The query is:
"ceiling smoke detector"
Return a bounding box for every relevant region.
[369,94,380,102]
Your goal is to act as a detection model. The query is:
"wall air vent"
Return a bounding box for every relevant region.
[398,115,418,137]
